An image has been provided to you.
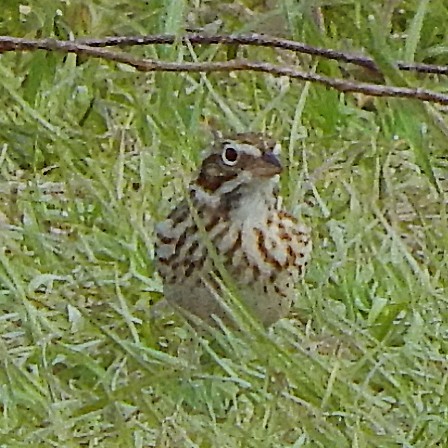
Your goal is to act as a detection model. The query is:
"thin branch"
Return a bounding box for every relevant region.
[0,36,447,105]
[1,34,448,76]
[75,33,448,76]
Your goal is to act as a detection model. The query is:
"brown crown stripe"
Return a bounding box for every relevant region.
[229,132,276,152]
[254,228,283,271]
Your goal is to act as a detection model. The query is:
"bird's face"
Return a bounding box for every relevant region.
[196,133,282,194]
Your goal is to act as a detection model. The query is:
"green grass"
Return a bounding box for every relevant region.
[0,1,447,446]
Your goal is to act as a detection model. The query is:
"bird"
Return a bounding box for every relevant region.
[155,132,312,328]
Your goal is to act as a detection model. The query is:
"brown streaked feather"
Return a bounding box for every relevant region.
[154,132,312,327]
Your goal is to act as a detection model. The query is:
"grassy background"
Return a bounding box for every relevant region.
[0,0,447,446]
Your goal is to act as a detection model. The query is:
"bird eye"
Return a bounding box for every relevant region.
[221,144,239,166]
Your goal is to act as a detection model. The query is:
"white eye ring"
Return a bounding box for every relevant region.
[221,144,239,166]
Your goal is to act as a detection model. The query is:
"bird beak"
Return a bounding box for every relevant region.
[251,151,282,177]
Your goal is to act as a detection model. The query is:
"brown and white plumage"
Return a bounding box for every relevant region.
[155,132,311,327]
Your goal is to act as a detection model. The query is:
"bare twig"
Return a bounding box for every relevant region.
[1,33,448,76]
[74,33,448,76]
[0,36,447,105]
